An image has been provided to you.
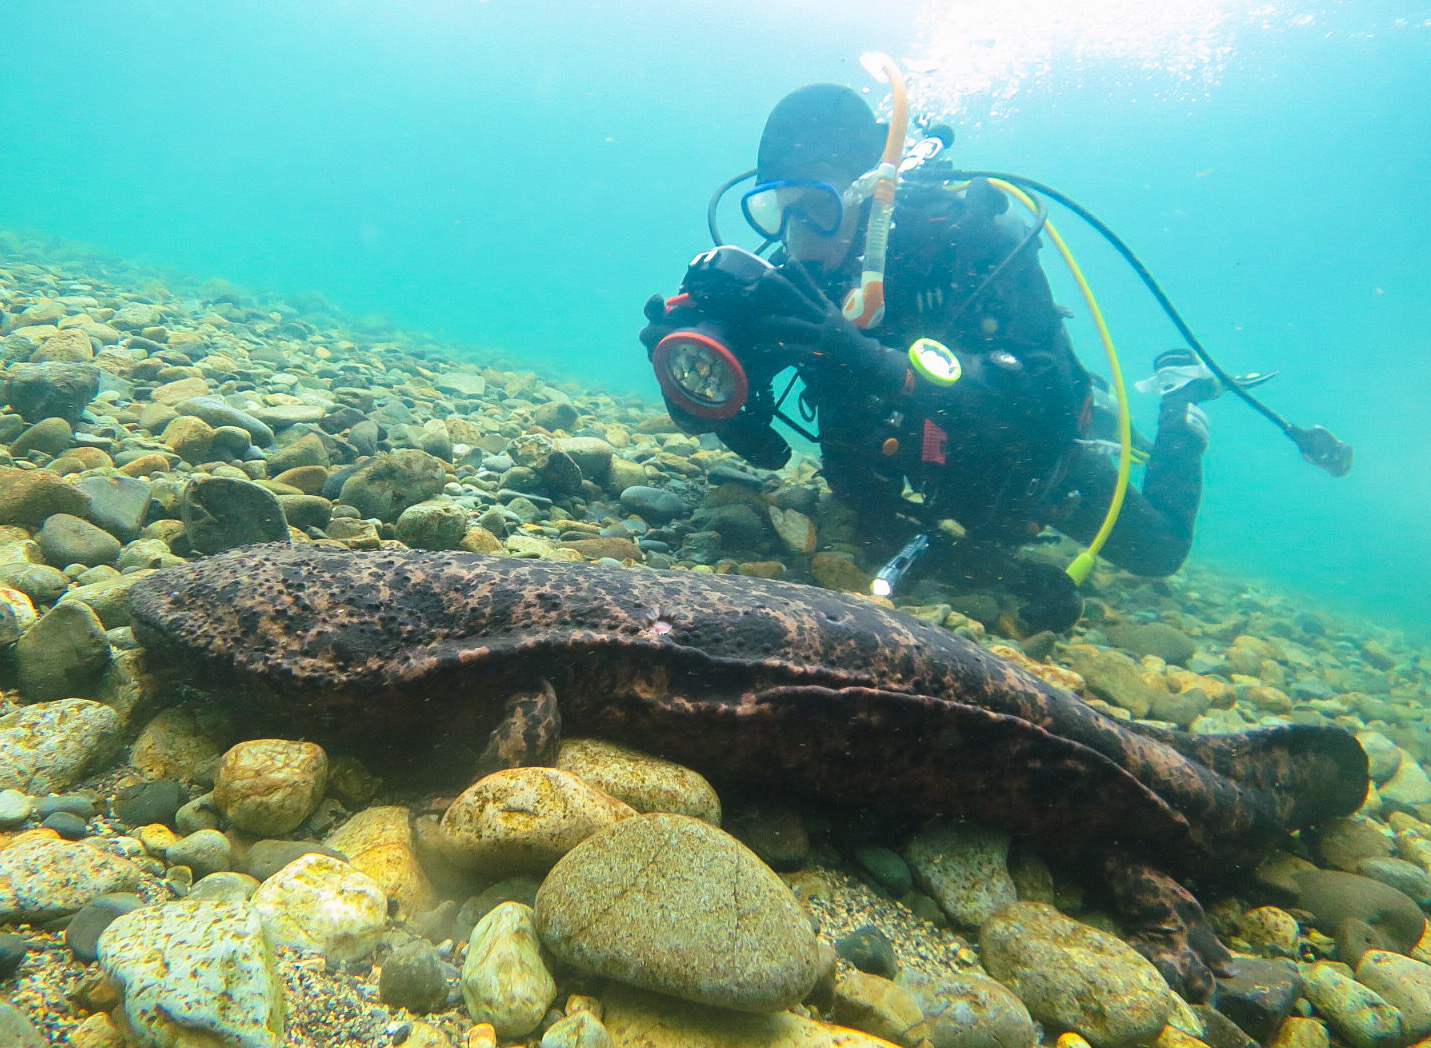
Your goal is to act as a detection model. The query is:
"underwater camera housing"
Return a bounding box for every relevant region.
[650,246,798,469]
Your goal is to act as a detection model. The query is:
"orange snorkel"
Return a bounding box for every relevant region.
[842,52,910,330]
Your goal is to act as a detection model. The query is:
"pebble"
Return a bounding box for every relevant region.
[540,1010,613,1048]
[1212,957,1304,1045]
[980,901,1174,1048]
[0,788,34,828]
[12,602,112,702]
[619,484,685,524]
[112,778,186,828]
[1302,962,1403,1048]
[165,827,234,878]
[98,900,285,1048]
[379,938,453,1014]
[41,809,90,839]
[323,804,435,917]
[535,812,820,1013]
[835,924,900,980]
[35,512,121,567]
[187,870,262,904]
[461,902,557,1039]
[65,891,145,962]
[181,475,290,554]
[855,845,914,897]
[906,818,1017,928]
[0,931,32,979]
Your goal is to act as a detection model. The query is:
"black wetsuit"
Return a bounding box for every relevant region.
[797,175,1206,579]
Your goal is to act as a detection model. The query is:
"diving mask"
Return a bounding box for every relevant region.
[740,179,851,241]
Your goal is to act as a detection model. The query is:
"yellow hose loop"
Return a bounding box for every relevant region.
[986,178,1133,585]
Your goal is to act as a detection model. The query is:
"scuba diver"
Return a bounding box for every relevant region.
[640,64,1351,633]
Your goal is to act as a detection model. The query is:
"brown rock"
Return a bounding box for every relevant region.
[811,552,871,593]
[555,738,721,824]
[272,465,330,495]
[212,739,329,836]
[161,415,216,463]
[31,328,94,363]
[118,454,174,478]
[0,468,90,526]
[150,377,211,405]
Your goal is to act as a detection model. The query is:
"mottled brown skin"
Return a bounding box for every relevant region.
[128,543,1368,1001]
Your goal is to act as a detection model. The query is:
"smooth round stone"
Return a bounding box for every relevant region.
[0,790,34,829]
[36,513,121,568]
[65,892,145,962]
[1355,950,1431,1041]
[618,485,684,525]
[36,793,99,818]
[461,901,556,1039]
[113,779,186,828]
[187,871,261,904]
[0,932,31,980]
[1356,857,1431,907]
[245,839,345,882]
[855,846,914,898]
[379,938,453,1014]
[980,902,1174,1048]
[41,810,90,839]
[835,925,898,980]
[165,829,233,879]
[535,813,820,1013]
[180,476,289,555]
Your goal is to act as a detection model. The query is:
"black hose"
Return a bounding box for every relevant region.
[951,169,1352,475]
[707,168,756,247]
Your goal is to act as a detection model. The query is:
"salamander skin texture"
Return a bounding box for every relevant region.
[129,543,1370,1001]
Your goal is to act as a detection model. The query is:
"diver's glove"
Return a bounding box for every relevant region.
[751,262,906,388]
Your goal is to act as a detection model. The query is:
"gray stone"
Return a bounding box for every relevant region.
[540,1011,612,1048]
[535,813,819,1013]
[1064,647,1163,718]
[835,924,898,980]
[187,871,261,904]
[379,938,453,1014]
[980,902,1174,1048]
[276,493,332,531]
[855,846,913,898]
[36,512,121,567]
[65,891,144,962]
[73,474,151,541]
[557,437,615,481]
[166,829,233,879]
[906,818,1017,928]
[245,840,345,882]
[508,434,582,496]
[1106,622,1197,664]
[1380,756,1431,806]
[13,601,112,700]
[1213,957,1303,1045]
[620,486,686,525]
[176,396,274,446]
[1357,732,1402,785]
[0,698,123,794]
[181,475,289,555]
[3,362,101,423]
[113,778,186,828]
